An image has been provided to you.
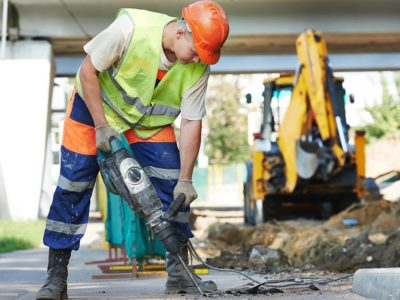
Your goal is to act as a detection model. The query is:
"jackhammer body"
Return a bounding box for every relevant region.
[98,137,203,295]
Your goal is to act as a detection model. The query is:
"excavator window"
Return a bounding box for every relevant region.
[271,87,292,127]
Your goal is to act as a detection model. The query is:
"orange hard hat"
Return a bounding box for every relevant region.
[182,0,229,65]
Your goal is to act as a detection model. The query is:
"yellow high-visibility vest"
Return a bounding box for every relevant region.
[76,8,207,138]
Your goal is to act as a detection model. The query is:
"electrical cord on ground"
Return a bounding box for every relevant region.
[248,273,354,289]
[187,240,262,284]
[318,273,354,284]
[187,240,354,293]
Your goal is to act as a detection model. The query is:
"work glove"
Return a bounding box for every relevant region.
[173,179,198,206]
[95,124,120,153]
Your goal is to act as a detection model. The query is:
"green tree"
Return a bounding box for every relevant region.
[205,75,249,164]
[363,73,400,139]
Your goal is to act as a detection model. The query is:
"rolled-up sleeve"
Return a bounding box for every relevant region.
[83,14,133,72]
[181,66,210,120]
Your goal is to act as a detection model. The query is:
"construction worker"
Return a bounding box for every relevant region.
[36,1,229,299]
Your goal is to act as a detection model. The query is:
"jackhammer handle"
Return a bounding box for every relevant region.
[97,136,123,162]
[164,193,186,220]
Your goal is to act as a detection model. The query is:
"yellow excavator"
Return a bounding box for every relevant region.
[244,29,379,224]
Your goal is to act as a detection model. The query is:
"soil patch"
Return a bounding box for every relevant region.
[204,200,400,273]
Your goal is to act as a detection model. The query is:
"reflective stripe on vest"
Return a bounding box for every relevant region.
[105,67,181,118]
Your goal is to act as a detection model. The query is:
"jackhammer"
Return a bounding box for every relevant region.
[98,137,203,295]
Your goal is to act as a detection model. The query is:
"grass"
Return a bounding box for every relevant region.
[0,219,46,253]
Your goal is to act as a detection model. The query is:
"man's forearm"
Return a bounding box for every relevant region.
[79,56,108,127]
[179,119,202,180]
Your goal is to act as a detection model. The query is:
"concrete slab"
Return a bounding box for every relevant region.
[352,268,400,300]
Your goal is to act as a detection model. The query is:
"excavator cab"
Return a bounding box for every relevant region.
[263,75,350,158]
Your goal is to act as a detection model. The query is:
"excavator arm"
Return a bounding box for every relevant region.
[297,30,337,140]
[278,29,346,192]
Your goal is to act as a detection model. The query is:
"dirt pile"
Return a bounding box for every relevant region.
[323,200,396,230]
[326,231,400,272]
[205,200,400,273]
[206,247,251,270]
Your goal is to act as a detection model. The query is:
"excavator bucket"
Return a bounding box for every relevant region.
[295,141,319,179]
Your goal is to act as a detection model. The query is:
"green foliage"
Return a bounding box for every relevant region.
[0,219,45,253]
[0,237,34,253]
[205,75,250,165]
[362,73,400,140]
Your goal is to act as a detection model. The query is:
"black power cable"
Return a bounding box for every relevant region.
[187,240,354,296]
[188,240,262,284]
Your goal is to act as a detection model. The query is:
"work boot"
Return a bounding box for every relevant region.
[165,240,217,294]
[36,248,71,300]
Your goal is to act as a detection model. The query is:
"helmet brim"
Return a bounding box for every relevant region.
[196,47,220,65]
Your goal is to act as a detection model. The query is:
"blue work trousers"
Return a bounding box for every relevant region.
[44,91,192,250]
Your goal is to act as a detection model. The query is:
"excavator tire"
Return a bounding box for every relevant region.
[243,163,255,225]
[243,181,253,225]
[244,162,266,225]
